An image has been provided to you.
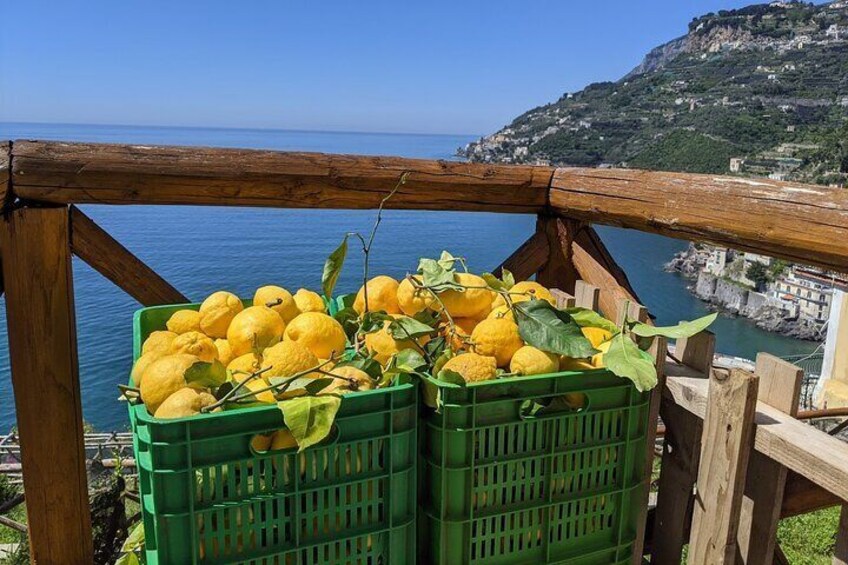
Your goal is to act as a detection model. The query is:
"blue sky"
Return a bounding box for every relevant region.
[2,1,777,135]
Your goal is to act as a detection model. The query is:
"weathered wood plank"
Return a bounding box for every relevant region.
[674,330,716,375]
[493,230,549,282]
[632,336,667,564]
[573,280,599,311]
[70,206,188,305]
[835,505,848,565]
[665,375,848,503]
[535,216,578,293]
[549,288,575,309]
[689,369,759,564]
[550,167,848,271]
[652,395,704,564]
[0,140,10,212]
[782,473,842,517]
[737,354,803,565]
[0,206,93,562]
[11,140,552,213]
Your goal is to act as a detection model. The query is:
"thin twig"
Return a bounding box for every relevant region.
[200,366,273,413]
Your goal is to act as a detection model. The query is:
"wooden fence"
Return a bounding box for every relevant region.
[2,139,848,563]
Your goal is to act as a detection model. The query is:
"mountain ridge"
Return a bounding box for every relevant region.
[461,1,848,186]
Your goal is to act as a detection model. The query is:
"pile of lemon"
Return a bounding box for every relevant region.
[363,273,611,382]
[132,286,368,420]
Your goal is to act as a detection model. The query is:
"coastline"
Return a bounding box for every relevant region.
[665,244,824,341]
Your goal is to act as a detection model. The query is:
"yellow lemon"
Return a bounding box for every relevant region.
[493,281,556,308]
[227,306,285,357]
[141,330,178,356]
[166,310,202,334]
[396,275,435,316]
[293,288,326,313]
[154,387,216,419]
[227,353,263,381]
[284,312,346,359]
[560,356,596,371]
[319,366,374,395]
[270,429,298,451]
[563,392,587,410]
[251,433,273,453]
[130,351,162,387]
[592,341,612,368]
[441,352,498,383]
[353,275,401,314]
[438,273,494,319]
[254,285,300,324]
[470,317,524,367]
[364,319,426,365]
[487,305,515,322]
[140,354,224,414]
[510,346,559,376]
[214,339,234,366]
[198,291,244,338]
[244,377,276,403]
[581,326,613,349]
[445,317,479,352]
[261,340,319,379]
[169,331,218,363]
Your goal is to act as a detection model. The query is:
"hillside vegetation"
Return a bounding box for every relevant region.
[461,1,848,186]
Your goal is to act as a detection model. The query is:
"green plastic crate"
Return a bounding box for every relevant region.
[419,369,651,565]
[129,302,417,564]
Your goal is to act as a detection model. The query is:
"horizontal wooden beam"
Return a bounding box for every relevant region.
[550,168,848,272]
[11,140,552,213]
[665,375,848,503]
[69,206,188,306]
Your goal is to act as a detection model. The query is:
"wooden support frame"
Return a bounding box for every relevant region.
[737,353,803,565]
[493,230,549,282]
[535,215,579,294]
[0,206,93,563]
[69,206,188,305]
[689,369,759,564]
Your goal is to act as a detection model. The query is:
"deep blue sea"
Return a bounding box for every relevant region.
[0,122,819,431]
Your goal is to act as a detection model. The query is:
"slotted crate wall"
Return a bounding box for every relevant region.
[420,370,650,564]
[130,303,417,564]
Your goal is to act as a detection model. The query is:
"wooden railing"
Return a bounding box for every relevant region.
[1,139,848,564]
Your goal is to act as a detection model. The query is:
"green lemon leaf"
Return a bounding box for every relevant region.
[184,360,227,388]
[603,333,658,392]
[392,348,427,373]
[388,317,436,340]
[630,312,718,339]
[424,336,447,359]
[437,368,466,386]
[115,553,141,565]
[514,300,598,358]
[563,307,621,334]
[277,395,342,452]
[501,268,515,289]
[438,250,463,270]
[322,235,348,300]
[121,521,145,553]
[418,258,458,289]
[481,272,508,292]
[413,309,441,328]
[304,377,336,395]
[360,310,393,334]
[333,306,360,340]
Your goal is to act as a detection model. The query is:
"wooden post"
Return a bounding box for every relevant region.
[573,280,599,311]
[0,206,94,563]
[689,369,759,564]
[835,505,848,565]
[652,397,704,564]
[736,354,803,564]
[549,288,575,309]
[632,335,667,563]
[535,215,578,294]
[675,330,717,374]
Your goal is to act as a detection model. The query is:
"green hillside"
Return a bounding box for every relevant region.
[461,1,848,186]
